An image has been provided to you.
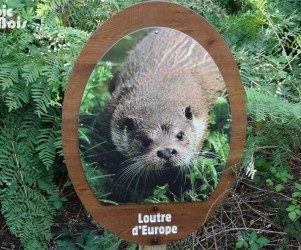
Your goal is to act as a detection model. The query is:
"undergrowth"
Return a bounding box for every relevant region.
[0,0,300,249]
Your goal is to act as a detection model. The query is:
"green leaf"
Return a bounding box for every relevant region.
[286,205,296,212]
[266,178,273,185]
[295,183,301,191]
[57,240,76,250]
[270,167,276,174]
[236,240,245,248]
[275,184,284,192]
[53,200,63,210]
[235,240,245,248]
[292,192,301,198]
[250,243,259,250]
[288,211,297,221]
[256,237,269,245]
[250,231,258,242]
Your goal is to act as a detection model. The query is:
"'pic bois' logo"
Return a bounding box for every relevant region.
[0,5,27,29]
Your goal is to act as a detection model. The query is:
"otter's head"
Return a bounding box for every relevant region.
[111,105,208,171]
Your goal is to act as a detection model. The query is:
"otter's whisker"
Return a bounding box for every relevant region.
[115,156,150,194]
[119,156,146,168]
[85,149,121,158]
[125,162,147,194]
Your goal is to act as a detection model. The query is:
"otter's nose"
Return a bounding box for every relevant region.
[157,148,177,160]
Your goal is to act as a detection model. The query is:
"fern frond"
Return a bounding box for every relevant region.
[4,82,30,111]
[21,63,41,85]
[0,63,19,90]
[36,128,56,170]
[31,82,52,117]
[0,108,60,250]
[246,88,301,128]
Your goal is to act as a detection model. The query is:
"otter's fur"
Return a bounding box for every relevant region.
[103,28,225,200]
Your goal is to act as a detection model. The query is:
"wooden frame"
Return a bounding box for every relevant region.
[62,1,246,245]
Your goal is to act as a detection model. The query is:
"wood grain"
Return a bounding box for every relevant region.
[62,1,247,246]
[139,245,166,250]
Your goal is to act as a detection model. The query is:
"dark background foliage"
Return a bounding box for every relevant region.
[0,0,300,249]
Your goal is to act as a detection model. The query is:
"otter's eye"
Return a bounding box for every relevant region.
[119,117,135,130]
[141,138,152,148]
[184,106,193,120]
[176,131,184,140]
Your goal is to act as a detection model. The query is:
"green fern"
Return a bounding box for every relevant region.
[246,88,301,127]
[5,82,31,111]
[0,1,89,248]
[0,63,19,90]
[21,63,41,85]
[0,108,59,249]
[0,0,300,248]
[31,82,52,117]
[36,128,56,170]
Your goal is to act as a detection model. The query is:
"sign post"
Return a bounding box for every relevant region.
[62,1,246,246]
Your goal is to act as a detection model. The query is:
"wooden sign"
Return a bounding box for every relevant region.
[62,1,246,246]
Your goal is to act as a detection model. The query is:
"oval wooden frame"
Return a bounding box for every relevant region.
[62,1,247,246]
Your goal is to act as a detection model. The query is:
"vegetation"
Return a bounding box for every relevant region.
[0,0,300,249]
[55,229,135,250]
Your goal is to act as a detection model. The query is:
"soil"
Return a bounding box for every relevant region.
[0,214,21,249]
[49,188,103,249]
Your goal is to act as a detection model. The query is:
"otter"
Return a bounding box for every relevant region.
[102,28,226,201]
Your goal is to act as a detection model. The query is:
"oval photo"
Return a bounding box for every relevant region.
[78,27,232,205]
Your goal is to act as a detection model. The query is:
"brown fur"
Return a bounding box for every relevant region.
[105,27,225,172]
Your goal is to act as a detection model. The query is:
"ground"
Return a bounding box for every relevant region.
[0,168,300,249]
[0,215,20,249]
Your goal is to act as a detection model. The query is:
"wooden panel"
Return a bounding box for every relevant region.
[62,1,247,246]
[139,245,166,250]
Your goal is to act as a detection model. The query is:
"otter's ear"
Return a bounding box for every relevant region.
[119,116,136,130]
[184,106,193,120]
